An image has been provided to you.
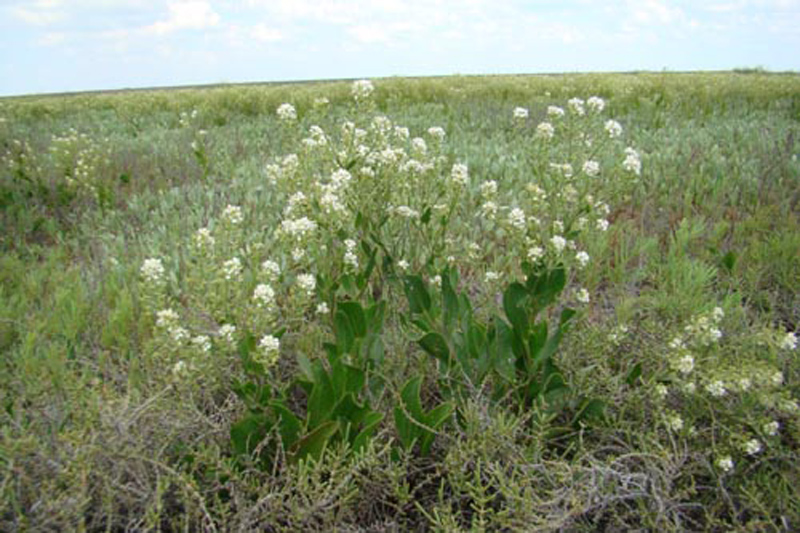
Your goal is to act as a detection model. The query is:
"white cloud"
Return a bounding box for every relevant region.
[145,1,220,35]
[10,0,65,26]
[251,23,284,43]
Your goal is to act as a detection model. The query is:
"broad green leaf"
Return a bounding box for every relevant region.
[230,412,271,457]
[418,332,451,366]
[403,275,431,314]
[339,301,367,338]
[307,367,336,429]
[334,310,355,353]
[573,398,606,427]
[503,282,529,335]
[291,421,340,463]
[352,412,384,452]
[625,362,643,386]
[441,270,459,330]
[270,401,302,449]
[366,300,386,333]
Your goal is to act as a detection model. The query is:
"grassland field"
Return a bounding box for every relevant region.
[1,72,800,531]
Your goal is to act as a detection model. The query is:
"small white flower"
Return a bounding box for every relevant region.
[480,180,498,198]
[582,160,600,177]
[222,257,242,281]
[156,308,180,329]
[576,288,590,304]
[344,250,359,269]
[743,438,762,456]
[738,377,752,391]
[296,273,316,296]
[316,302,330,315]
[141,258,165,283]
[481,201,498,219]
[712,307,725,322]
[667,413,684,431]
[170,326,189,343]
[623,147,642,176]
[568,97,585,116]
[194,228,215,250]
[411,137,427,155]
[587,96,605,113]
[276,103,297,121]
[513,107,529,120]
[705,380,727,397]
[395,205,420,219]
[427,126,446,141]
[431,275,442,288]
[261,260,281,281]
[397,259,410,271]
[222,204,244,225]
[675,354,695,375]
[763,421,780,436]
[596,219,609,232]
[527,246,545,262]
[547,105,565,117]
[291,248,306,262]
[716,455,734,473]
[451,163,469,186]
[218,324,237,344]
[192,335,211,353]
[575,251,590,268]
[351,79,374,102]
[313,96,330,107]
[771,371,784,386]
[780,332,797,350]
[256,335,281,368]
[253,283,276,308]
[484,271,500,283]
[536,122,555,140]
[604,119,623,138]
[655,384,669,399]
[550,235,567,254]
[508,208,527,230]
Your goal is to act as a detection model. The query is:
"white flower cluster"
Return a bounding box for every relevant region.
[547,105,565,118]
[194,227,215,251]
[622,147,642,176]
[451,163,469,187]
[507,207,526,230]
[279,217,318,241]
[256,334,280,368]
[513,107,529,120]
[222,257,242,281]
[261,259,281,281]
[222,204,243,225]
[302,125,328,149]
[253,283,276,310]
[684,307,724,347]
[427,127,446,142]
[156,308,189,344]
[352,79,375,102]
[266,154,300,185]
[604,119,623,138]
[218,324,237,345]
[780,331,797,350]
[582,160,600,177]
[296,273,316,297]
[277,103,297,122]
[344,239,359,270]
[141,258,165,284]
[587,96,605,113]
[567,97,585,116]
[536,122,555,140]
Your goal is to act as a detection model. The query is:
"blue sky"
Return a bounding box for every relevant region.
[1,0,798,96]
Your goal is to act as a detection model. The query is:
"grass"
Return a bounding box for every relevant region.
[1,71,799,531]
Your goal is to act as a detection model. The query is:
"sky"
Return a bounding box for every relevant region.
[1,0,799,96]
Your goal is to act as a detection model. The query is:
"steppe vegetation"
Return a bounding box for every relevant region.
[1,72,799,530]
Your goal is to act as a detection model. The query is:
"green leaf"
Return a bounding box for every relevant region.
[441,270,460,330]
[230,413,272,457]
[418,332,451,366]
[419,403,453,456]
[720,250,737,274]
[403,275,431,314]
[307,367,336,429]
[420,206,432,225]
[573,398,606,427]
[503,282,529,335]
[334,310,355,354]
[365,300,386,333]
[291,421,340,463]
[270,401,302,449]
[296,352,314,382]
[491,317,516,382]
[338,301,367,338]
[625,362,643,386]
[352,411,384,452]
